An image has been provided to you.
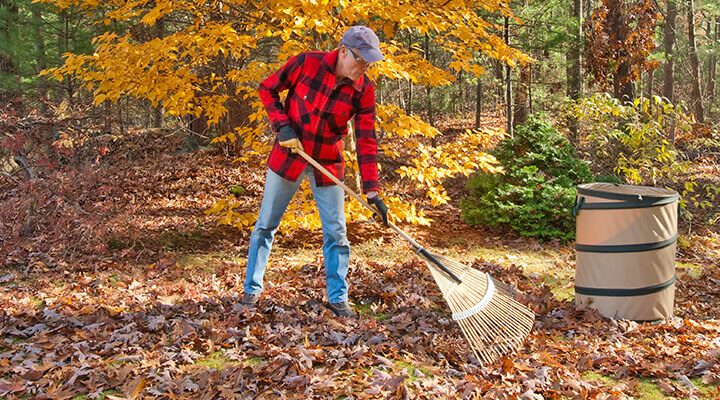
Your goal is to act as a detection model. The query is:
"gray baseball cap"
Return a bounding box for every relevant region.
[340,26,384,63]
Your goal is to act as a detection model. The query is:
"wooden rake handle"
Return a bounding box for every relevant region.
[295,148,462,283]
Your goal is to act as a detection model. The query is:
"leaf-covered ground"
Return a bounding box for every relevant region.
[2,124,720,399]
[2,253,719,399]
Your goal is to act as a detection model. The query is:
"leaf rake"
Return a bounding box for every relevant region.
[297,149,534,365]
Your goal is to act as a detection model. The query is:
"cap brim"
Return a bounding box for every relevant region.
[359,48,384,63]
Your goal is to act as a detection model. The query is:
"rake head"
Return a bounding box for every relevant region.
[422,253,535,365]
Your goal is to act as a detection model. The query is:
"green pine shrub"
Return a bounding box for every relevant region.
[460,115,593,241]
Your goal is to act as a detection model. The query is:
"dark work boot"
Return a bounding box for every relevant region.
[326,301,357,318]
[241,292,261,307]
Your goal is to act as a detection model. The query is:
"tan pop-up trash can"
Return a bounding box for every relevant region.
[573,183,679,321]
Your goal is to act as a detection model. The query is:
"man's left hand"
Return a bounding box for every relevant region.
[367,194,388,226]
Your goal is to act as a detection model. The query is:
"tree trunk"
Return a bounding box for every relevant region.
[31,3,47,110]
[424,34,434,129]
[118,98,126,135]
[528,64,533,114]
[644,69,654,98]
[406,32,413,115]
[493,60,503,108]
[457,70,463,113]
[568,0,583,100]
[153,16,165,128]
[504,17,513,137]
[614,62,635,102]
[188,116,208,147]
[614,61,635,102]
[688,0,704,123]
[407,80,413,115]
[707,17,719,104]
[475,78,483,129]
[584,0,593,20]
[662,0,677,103]
[568,0,583,142]
[59,10,74,103]
[377,76,384,104]
[513,64,530,127]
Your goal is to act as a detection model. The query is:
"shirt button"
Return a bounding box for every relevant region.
[303,95,307,100]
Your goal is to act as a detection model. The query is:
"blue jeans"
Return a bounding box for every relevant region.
[244,167,350,303]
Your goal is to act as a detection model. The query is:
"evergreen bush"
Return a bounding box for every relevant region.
[460,115,593,241]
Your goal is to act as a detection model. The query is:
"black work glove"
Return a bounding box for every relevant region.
[278,125,301,152]
[368,195,389,226]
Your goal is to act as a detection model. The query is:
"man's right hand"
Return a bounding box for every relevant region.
[278,125,302,153]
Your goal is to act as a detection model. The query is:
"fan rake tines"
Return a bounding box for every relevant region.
[424,254,535,365]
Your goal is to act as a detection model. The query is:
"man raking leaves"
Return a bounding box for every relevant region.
[244,25,534,364]
[242,26,388,318]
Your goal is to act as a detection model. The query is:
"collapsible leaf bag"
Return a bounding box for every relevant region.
[573,183,679,321]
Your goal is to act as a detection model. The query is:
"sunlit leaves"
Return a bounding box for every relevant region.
[566,93,691,186]
[41,0,525,123]
[396,131,504,206]
[39,0,527,233]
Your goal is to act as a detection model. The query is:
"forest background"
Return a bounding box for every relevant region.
[1,0,719,398]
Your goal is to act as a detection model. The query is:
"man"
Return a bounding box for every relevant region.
[242,26,389,317]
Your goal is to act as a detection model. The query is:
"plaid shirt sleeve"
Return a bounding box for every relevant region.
[258,54,305,132]
[354,81,380,193]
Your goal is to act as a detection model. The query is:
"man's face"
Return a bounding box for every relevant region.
[341,46,371,81]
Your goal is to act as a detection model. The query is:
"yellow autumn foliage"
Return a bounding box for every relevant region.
[38,0,527,233]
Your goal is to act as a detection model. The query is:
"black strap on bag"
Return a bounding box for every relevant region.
[575,275,676,297]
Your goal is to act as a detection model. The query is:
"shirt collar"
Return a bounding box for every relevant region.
[322,49,364,92]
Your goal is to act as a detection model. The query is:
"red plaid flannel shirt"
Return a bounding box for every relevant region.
[258,49,380,193]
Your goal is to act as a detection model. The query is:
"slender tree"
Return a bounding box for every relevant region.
[688,0,704,123]
[58,10,74,102]
[662,0,677,103]
[568,0,583,101]
[456,70,463,113]
[494,59,504,108]
[475,77,483,129]
[513,64,530,127]
[31,3,48,107]
[425,33,434,128]
[568,0,583,142]
[406,32,414,116]
[643,69,654,98]
[153,16,165,128]
[609,2,634,101]
[707,17,718,104]
[504,16,513,136]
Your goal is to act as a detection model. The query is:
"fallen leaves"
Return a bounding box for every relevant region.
[1,255,718,399]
